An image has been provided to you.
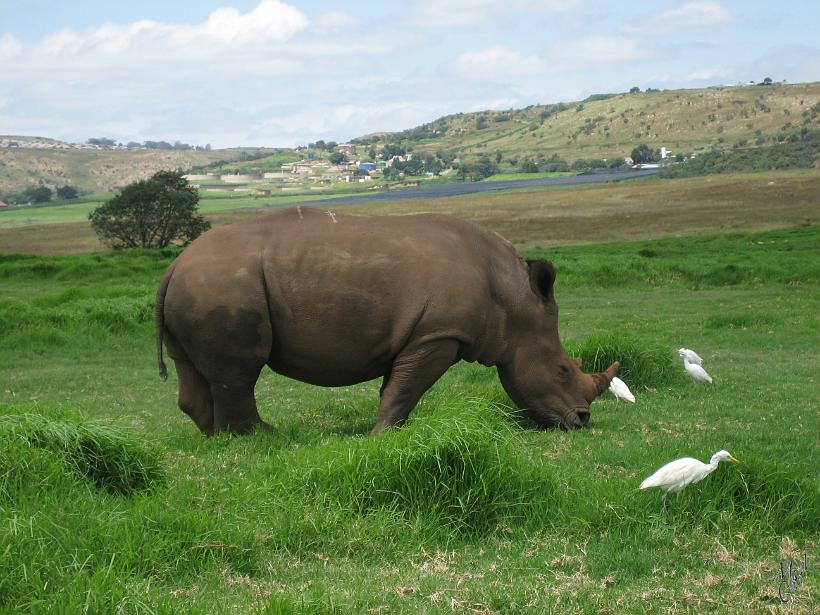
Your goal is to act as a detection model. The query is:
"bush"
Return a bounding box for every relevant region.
[89,170,210,249]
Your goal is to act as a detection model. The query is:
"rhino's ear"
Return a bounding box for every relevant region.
[573,356,583,368]
[526,259,556,303]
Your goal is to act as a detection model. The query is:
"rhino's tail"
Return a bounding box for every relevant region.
[155,262,177,382]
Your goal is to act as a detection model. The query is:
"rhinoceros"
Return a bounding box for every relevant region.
[155,206,618,435]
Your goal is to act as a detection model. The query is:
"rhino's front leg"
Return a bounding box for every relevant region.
[371,339,460,435]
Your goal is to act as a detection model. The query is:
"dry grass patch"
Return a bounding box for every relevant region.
[2,170,818,255]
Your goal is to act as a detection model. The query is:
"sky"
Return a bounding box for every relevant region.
[1,0,818,148]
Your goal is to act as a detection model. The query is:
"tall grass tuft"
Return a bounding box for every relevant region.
[0,411,165,495]
[565,333,684,389]
[671,457,820,534]
[283,401,554,536]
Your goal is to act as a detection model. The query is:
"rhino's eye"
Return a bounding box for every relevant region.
[558,364,570,381]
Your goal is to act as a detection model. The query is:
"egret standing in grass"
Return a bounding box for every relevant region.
[683,356,713,384]
[678,348,703,365]
[640,450,739,505]
[608,376,635,402]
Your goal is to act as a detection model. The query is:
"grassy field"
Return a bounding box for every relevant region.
[0,222,818,613]
[0,190,355,230]
[1,169,818,255]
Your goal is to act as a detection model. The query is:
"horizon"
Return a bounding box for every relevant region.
[2,1,819,149]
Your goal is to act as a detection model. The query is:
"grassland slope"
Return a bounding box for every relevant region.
[0,147,263,196]
[355,82,820,166]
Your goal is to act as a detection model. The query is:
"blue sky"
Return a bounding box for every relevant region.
[1,1,818,148]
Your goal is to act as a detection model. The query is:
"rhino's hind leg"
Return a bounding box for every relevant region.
[210,375,272,435]
[371,339,460,435]
[175,358,215,435]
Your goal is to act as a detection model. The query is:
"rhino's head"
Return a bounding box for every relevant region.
[496,259,619,430]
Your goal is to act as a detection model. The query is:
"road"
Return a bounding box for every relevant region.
[289,168,659,208]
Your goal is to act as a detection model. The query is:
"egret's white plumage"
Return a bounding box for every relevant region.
[640,450,739,502]
[608,376,635,402]
[683,357,713,384]
[678,348,703,365]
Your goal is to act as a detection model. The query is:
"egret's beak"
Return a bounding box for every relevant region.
[729,456,740,464]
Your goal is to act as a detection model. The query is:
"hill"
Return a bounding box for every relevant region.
[2,82,818,198]
[353,82,820,167]
[0,145,274,197]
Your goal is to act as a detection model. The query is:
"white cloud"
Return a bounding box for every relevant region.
[451,38,643,80]
[622,1,733,35]
[313,11,358,33]
[686,68,732,82]
[0,32,23,58]
[451,46,549,78]
[0,1,310,80]
[414,0,578,27]
[543,36,643,71]
[467,97,522,112]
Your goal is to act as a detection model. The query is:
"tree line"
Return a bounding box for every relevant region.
[661,129,818,178]
[1,184,79,205]
[87,137,212,151]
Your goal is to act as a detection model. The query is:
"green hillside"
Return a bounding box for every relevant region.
[0,146,272,197]
[354,82,820,166]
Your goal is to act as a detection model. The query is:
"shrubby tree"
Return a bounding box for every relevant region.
[460,155,498,181]
[421,153,443,175]
[541,154,570,172]
[89,170,210,249]
[23,185,53,203]
[381,143,406,160]
[329,152,347,164]
[86,137,116,147]
[436,149,455,166]
[631,143,659,164]
[56,185,79,200]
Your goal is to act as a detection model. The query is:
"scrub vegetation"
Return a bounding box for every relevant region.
[1,224,818,613]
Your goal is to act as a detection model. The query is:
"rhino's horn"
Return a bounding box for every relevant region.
[590,361,620,397]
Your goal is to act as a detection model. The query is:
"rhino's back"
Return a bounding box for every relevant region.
[170,207,524,385]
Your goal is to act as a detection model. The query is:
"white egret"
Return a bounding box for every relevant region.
[640,450,740,504]
[608,376,635,402]
[678,348,703,365]
[683,357,713,384]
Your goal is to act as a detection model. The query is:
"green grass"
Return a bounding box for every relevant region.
[0,226,818,613]
[0,410,165,496]
[531,224,820,289]
[0,191,355,229]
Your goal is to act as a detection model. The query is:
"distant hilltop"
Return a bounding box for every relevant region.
[0,136,212,152]
[0,136,98,150]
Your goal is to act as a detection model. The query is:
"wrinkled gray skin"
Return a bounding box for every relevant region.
[155,207,619,435]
